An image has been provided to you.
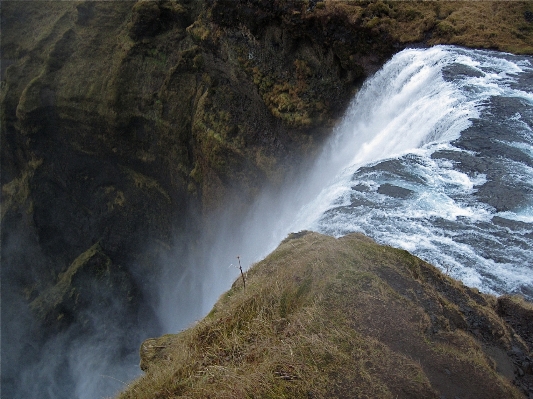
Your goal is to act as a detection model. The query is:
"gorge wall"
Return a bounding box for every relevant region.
[2,1,533,397]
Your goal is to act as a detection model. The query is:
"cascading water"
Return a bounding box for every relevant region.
[161,46,533,341]
[285,46,481,233]
[288,45,533,298]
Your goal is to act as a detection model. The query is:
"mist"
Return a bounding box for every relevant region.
[153,46,480,334]
[1,211,160,398]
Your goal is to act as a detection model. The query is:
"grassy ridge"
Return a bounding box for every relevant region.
[117,232,530,398]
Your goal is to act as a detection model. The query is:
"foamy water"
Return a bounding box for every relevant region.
[293,46,533,298]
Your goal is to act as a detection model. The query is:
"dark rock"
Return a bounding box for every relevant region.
[524,361,532,374]
[377,183,414,198]
[492,216,533,232]
[352,184,370,192]
[76,3,94,25]
[128,1,162,40]
[442,63,484,81]
[497,296,533,350]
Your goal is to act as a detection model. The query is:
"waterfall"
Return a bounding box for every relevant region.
[158,46,533,337]
[285,46,481,233]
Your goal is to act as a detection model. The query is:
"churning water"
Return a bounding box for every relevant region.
[288,45,533,299]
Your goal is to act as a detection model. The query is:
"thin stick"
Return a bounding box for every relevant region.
[237,255,246,290]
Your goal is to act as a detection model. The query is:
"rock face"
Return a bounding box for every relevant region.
[0,1,380,374]
[122,233,532,399]
[1,0,533,397]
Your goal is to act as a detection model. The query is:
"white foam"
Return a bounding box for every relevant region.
[498,208,533,224]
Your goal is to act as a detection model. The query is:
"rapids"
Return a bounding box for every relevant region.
[290,46,533,299]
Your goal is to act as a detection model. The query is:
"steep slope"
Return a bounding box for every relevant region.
[119,232,533,399]
[2,1,533,397]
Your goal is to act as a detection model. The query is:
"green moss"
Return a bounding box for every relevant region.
[189,163,203,184]
[435,20,457,37]
[186,20,211,42]
[120,166,171,203]
[30,243,109,320]
[1,157,43,219]
[146,48,168,67]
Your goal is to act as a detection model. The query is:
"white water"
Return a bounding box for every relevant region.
[159,46,533,336]
[305,46,533,297]
[285,46,481,233]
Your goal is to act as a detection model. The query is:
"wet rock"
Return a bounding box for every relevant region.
[442,63,484,81]
[476,182,529,212]
[377,183,414,198]
[352,184,371,192]
[492,216,533,232]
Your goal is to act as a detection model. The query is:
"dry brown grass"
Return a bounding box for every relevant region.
[319,1,533,54]
[116,232,526,399]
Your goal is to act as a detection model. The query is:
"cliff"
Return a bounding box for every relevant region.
[2,0,533,396]
[119,232,533,398]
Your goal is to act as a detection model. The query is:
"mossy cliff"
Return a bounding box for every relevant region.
[1,0,533,394]
[119,232,533,398]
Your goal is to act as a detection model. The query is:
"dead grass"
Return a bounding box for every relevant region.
[115,232,526,399]
[317,1,533,54]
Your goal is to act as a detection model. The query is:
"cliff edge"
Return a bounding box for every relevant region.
[119,232,533,398]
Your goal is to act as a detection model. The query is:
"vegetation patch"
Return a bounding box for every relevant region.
[29,243,108,321]
[1,157,42,219]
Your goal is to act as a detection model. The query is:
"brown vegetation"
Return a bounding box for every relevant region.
[117,233,531,399]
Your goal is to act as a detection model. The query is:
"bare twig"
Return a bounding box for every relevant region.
[237,255,246,290]
[445,263,457,276]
